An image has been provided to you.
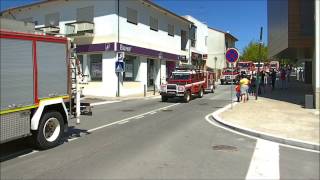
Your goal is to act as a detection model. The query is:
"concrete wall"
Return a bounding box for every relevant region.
[267,0,289,58]
[207,28,226,70]
[315,0,320,109]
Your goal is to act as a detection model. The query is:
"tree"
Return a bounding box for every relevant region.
[240,41,268,62]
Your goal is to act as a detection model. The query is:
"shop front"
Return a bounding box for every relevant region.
[76,42,183,97]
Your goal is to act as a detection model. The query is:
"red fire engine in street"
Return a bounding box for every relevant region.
[160,66,215,103]
[220,67,240,85]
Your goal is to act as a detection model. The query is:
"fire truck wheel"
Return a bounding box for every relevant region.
[221,80,224,85]
[198,88,204,98]
[33,111,65,150]
[161,95,168,102]
[183,91,191,103]
[210,85,214,93]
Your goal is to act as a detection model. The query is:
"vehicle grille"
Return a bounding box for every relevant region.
[167,84,177,90]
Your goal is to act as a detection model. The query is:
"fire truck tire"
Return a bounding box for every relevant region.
[33,111,65,150]
[221,80,224,85]
[183,91,191,103]
[161,95,168,102]
[198,88,204,98]
[210,85,214,93]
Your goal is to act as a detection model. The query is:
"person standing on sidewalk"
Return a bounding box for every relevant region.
[235,81,241,102]
[240,75,250,103]
[270,69,277,90]
[280,68,287,89]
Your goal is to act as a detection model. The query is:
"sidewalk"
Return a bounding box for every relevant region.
[215,79,320,150]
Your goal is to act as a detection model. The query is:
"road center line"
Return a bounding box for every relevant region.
[118,120,129,124]
[246,139,280,180]
[134,116,144,119]
[91,100,121,106]
[87,103,180,133]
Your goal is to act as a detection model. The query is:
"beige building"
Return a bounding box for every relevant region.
[207,27,238,79]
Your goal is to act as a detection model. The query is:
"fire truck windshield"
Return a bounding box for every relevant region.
[238,63,250,68]
[171,73,190,80]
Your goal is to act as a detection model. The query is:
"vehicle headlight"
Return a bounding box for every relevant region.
[160,85,167,92]
[178,86,185,92]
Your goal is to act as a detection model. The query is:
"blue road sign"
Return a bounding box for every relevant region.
[226,48,239,63]
[115,61,125,72]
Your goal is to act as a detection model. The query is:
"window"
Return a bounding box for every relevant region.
[205,36,208,46]
[149,16,158,31]
[77,6,94,22]
[45,12,60,26]
[127,7,138,25]
[181,30,187,50]
[168,24,174,36]
[190,25,197,47]
[89,54,102,81]
[124,55,138,81]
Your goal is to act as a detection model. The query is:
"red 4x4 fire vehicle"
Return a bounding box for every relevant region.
[160,66,215,103]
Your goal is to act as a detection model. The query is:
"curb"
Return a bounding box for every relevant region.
[211,103,320,151]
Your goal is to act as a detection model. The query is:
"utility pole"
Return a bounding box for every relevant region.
[255,27,263,100]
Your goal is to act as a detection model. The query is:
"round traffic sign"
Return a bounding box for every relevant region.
[226,48,239,63]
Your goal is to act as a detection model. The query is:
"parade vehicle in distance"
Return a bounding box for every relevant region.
[160,66,215,103]
[220,67,240,85]
[237,61,255,75]
[269,61,280,72]
[0,19,91,149]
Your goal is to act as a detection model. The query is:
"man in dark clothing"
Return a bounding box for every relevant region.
[271,69,277,90]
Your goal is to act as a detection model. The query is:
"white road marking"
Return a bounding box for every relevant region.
[91,100,121,106]
[87,103,180,133]
[18,150,39,158]
[134,116,144,119]
[246,139,280,180]
[118,120,129,124]
[149,111,157,115]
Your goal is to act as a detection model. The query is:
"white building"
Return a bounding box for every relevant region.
[183,15,208,68]
[207,27,238,79]
[1,0,193,97]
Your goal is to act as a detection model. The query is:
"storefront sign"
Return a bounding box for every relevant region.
[76,43,114,53]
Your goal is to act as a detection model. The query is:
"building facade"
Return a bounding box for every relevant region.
[183,15,208,68]
[1,0,193,97]
[268,0,320,109]
[207,27,238,79]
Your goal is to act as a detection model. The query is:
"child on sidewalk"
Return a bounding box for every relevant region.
[235,82,241,102]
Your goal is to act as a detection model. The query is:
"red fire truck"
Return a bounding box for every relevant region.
[160,66,215,103]
[220,67,240,85]
[237,61,255,75]
[0,19,91,149]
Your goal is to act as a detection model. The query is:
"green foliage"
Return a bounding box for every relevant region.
[240,41,268,62]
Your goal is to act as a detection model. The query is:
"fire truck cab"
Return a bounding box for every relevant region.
[160,66,214,103]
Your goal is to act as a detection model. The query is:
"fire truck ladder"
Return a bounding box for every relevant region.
[69,56,81,124]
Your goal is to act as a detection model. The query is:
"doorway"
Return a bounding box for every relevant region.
[147,59,155,91]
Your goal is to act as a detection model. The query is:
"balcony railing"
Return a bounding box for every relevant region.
[65,21,94,37]
[36,26,60,35]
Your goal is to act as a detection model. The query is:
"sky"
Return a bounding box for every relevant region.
[0,0,267,53]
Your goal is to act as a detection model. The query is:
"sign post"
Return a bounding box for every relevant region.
[116,52,125,97]
[226,48,240,108]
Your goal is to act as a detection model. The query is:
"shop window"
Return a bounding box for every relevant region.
[127,7,138,25]
[89,54,102,81]
[124,55,138,81]
[190,25,197,47]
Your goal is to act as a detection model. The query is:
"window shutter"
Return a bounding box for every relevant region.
[77,6,94,22]
[45,12,60,26]
[127,7,138,24]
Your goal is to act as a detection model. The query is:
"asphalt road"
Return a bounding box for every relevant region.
[1,85,319,179]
